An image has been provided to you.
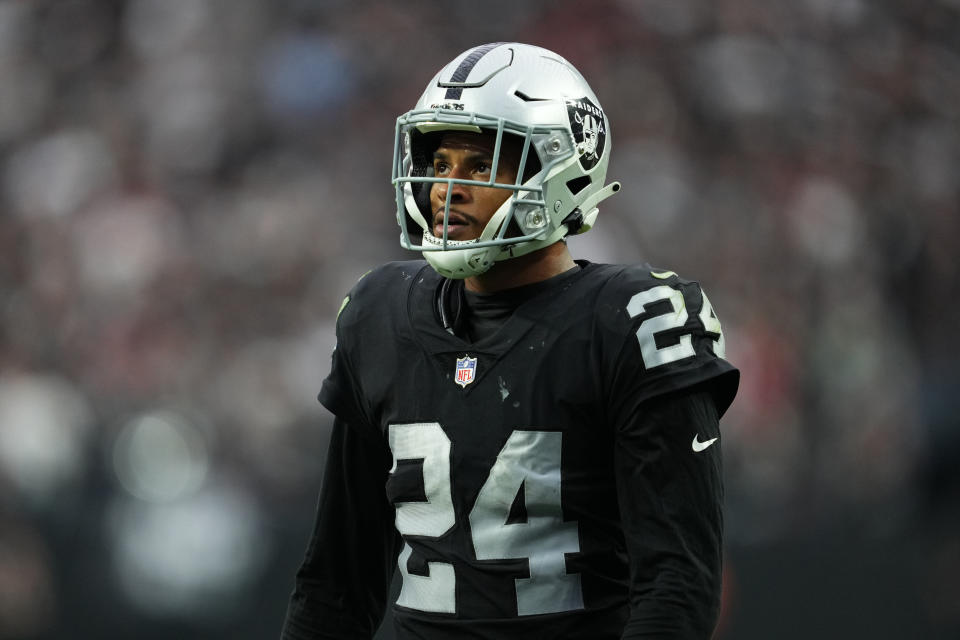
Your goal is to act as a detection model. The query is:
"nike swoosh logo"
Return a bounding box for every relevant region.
[692,435,718,453]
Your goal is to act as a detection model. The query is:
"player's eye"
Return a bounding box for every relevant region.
[434,160,449,175]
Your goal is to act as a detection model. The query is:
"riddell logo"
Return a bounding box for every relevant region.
[430,102,466,111]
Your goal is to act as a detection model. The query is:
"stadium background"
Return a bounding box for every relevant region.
[0,1,957,638]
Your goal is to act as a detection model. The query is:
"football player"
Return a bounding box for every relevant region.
[282,42,739,639]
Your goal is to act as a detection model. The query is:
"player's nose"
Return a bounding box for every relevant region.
[434,170,470,203]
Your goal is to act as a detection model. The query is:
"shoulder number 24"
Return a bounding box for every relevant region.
[627,285,725,369]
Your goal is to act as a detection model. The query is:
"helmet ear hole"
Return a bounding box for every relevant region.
[566,175,591,195]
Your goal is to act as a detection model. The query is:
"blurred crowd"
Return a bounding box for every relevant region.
[0,0,957,638]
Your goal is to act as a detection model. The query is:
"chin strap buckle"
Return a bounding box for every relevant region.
[563,181,621,235]
[561,208,584,234]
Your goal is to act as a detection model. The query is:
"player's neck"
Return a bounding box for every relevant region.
[464,242,576,294]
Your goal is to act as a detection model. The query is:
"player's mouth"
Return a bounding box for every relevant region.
[433,211,474,240]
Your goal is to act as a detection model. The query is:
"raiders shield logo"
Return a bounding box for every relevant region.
[565,96,606,170]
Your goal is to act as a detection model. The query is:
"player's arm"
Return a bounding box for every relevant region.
[614,387,723,640]
[281,417,401,640]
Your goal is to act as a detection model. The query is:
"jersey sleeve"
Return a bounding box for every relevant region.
[600,266,739,424]
[599,266,733,638]
[284,267,411,638]
[615,389,723,639]
[281,417,401,640]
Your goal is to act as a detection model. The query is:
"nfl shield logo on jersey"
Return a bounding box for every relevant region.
[454,355,477,388]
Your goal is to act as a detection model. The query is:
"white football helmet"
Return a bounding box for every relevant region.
[392,42,620,279]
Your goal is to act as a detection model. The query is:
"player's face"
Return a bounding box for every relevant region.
[430,131,520,241]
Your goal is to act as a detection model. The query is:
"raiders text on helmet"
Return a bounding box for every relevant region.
[392,43,620,279]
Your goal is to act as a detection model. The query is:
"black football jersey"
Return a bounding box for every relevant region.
[318,259,738,639]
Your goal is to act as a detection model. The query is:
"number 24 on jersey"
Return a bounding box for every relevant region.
[389,423,582,617]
